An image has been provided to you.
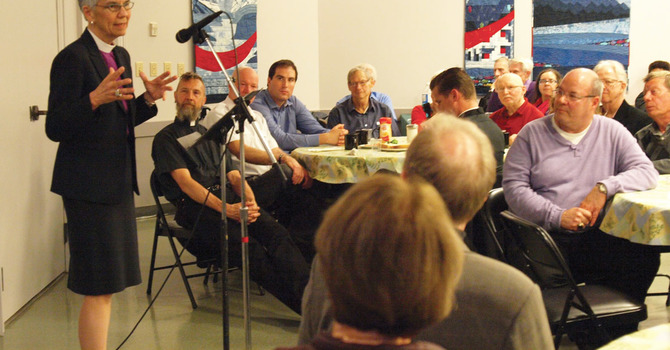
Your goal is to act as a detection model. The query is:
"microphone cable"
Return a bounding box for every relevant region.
[115,124,237,349]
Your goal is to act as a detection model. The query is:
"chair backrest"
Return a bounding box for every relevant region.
[150,170,167,218]
[500,210,570,289]
[483,188,508,256]
[469,188,508,261]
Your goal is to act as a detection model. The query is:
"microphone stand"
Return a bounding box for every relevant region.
[191,27,287,350]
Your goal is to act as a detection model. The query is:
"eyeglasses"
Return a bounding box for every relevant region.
[96,1,134,12]
[600,79,622,87]
[498,85,523,92]
[554,89,596,102]
[539,79,557,85]
[348,79,370,87]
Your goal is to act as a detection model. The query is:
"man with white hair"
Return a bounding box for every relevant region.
[328,64,400,138]
[594,59,651,135]
[489,73,543,145]
[509,57,538,103]
[335,63,397,121]
[636,70,670,174]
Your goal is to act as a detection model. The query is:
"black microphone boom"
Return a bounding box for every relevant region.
[176,11,224,43]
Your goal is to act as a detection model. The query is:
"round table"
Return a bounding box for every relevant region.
[290,145,406,184]
[598,323,670,349]
[600,174,670,245]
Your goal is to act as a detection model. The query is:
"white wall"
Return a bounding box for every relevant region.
[317,0,463,110]
[122,0,194,122]
[257,0,320,109]
[628,0,670,103]
[119,0,665,112]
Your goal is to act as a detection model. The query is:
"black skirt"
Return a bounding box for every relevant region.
[63,192,141,295]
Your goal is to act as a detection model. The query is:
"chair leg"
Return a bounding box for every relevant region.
[167,236,198,309]
[146,223,161,295]
[553,329,563,349]
[646,273,670,307]
[203,264,212,285]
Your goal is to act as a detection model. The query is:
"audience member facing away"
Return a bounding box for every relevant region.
[533,68,562,115]
[250,59,347,152]
[636,60,670,111]
[298,115,554,350]
[594,60,652,135]
[489,73,543,145]
[201,66,321,260]
[335,63,398,121]
[278,174,464,350]
[429,67,505,185]
[327,64,400,139]
[503,68,659,309]
[636,70,670,174]
[509,57,537,103]
[151,72,309,314]
[483,56,510,112]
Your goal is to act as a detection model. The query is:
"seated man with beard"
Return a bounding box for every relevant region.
[151,72,309,314]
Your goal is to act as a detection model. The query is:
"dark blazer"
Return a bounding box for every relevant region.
[46,30,157,204]
[460,108,505,185]
[613,99,652,136]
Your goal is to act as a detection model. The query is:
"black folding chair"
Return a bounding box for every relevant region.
[647,247,670,306]
[500,211,647,349]
[475,187,508,261]
[146,170,222,309]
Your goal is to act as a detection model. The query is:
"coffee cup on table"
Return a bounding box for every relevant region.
[345,134,358,150]
[357,129,370,145]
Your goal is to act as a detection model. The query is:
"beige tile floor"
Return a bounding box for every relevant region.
[0,216,669,349]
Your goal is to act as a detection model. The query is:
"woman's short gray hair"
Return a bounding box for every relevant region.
[593,60,628,84]
[79,0,98,11]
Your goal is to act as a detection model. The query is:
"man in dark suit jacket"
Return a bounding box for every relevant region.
[429,68,505,185]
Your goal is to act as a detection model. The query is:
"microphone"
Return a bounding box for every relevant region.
[192,89,264,148]
[175,11,223,43]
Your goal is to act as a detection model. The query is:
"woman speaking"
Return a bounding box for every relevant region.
[46,1,176,349]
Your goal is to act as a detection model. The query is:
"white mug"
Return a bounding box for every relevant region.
[406,124,418,143]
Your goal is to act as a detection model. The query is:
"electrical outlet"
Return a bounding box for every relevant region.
[149,62,157,77]
[164,61,172,74]
[177,63,185,76]
[135,61,143,77]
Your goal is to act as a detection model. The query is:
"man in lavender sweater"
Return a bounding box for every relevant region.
[503,68,660,304]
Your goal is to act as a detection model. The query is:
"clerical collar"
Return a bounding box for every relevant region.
[88,28,116,53]
[174,116,199,127]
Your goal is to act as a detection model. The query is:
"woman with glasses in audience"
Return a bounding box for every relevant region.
[46,1,176,349]
[533,68,562,115]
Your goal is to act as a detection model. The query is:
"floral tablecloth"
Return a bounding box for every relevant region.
[600,175,670,245]
[290,146,405,184]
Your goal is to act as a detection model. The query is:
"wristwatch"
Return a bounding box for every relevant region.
[596,182,607,196]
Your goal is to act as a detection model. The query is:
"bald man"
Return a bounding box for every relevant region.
[503,68,659,307]
[489,73,543,145]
